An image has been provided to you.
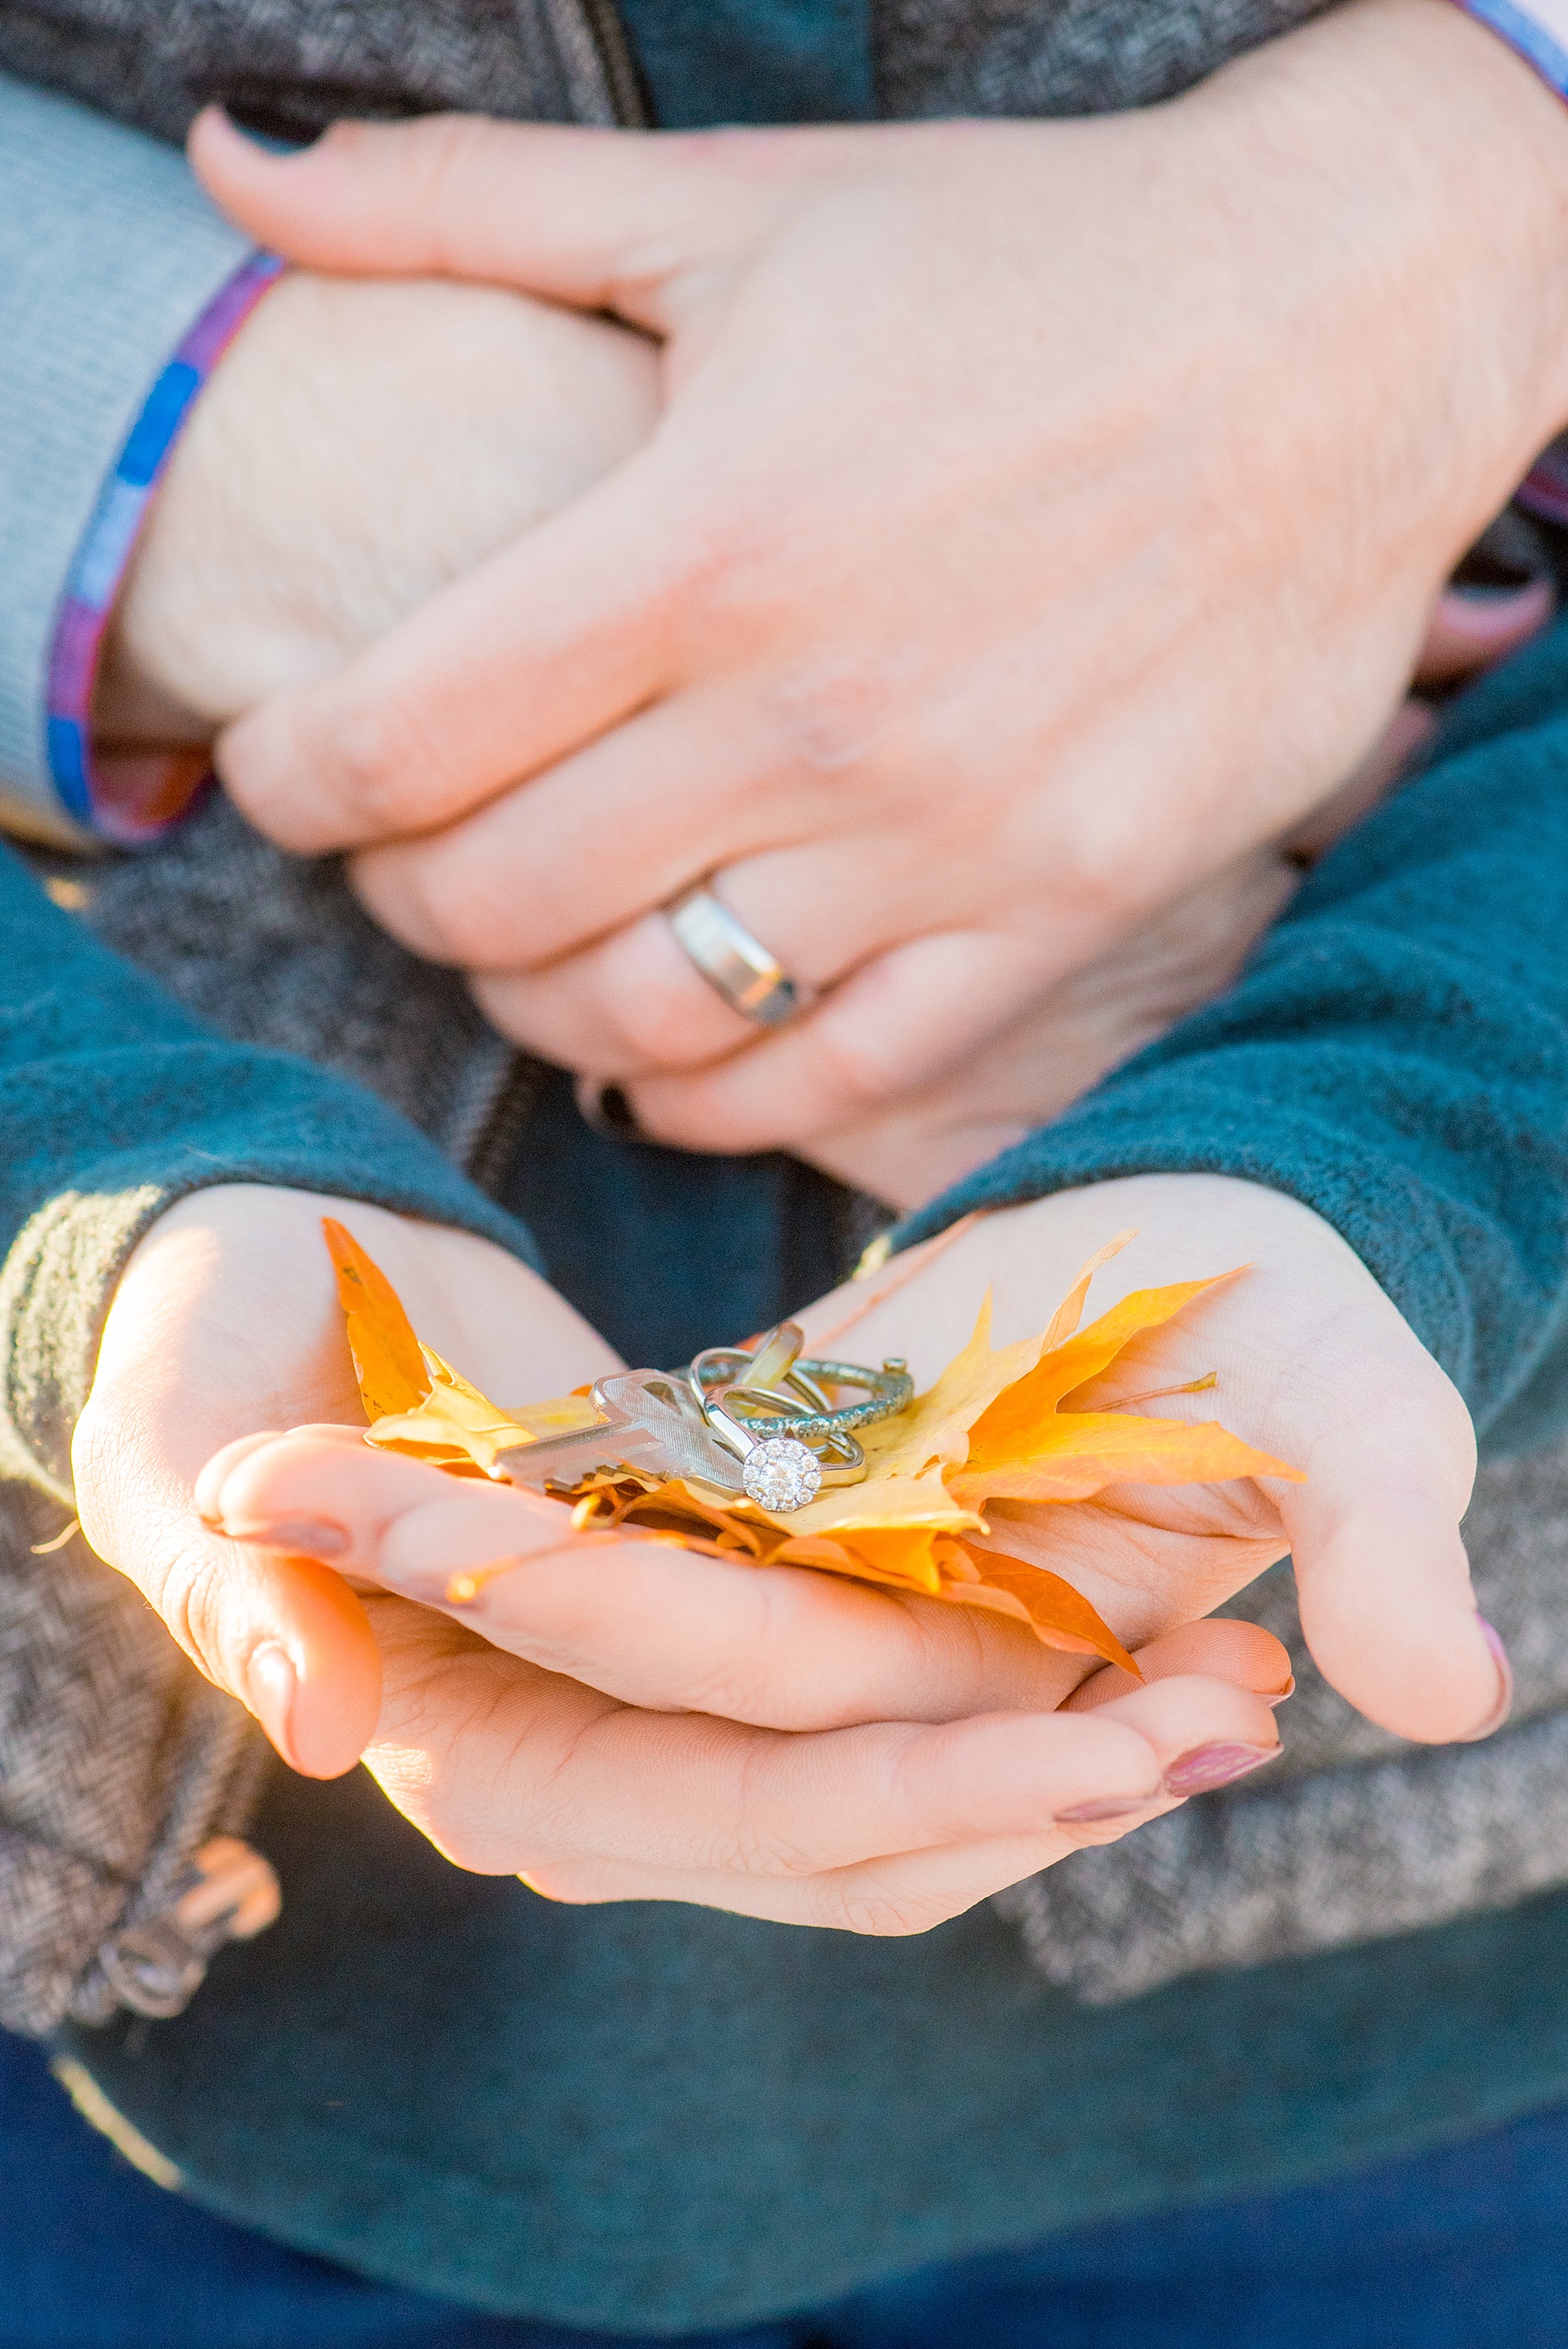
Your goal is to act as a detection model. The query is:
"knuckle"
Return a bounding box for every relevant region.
[329,691,453,836]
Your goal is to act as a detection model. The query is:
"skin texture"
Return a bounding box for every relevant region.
[94,269,660,744]
[71,1174,1500,1933]
[186,0,1568,1199]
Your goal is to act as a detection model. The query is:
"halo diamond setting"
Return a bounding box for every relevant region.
[741,1437,823,1512]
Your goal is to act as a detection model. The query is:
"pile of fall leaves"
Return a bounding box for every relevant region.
[325,1220,1301,1680]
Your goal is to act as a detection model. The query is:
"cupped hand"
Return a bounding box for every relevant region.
[197,1422,1289,1926]
[800,1174,1503,1748]
[196,0,1568,1163]
[70,1184,618,1777]
[185,1164,1504,1926]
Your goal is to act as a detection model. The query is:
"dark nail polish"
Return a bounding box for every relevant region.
[577,1079,644,1140]
[1461,1616,1514,1742]
[1054,1791,1161,1826]
[215,105,318,155]
[225,1516,348,1558]
[1163,1741,1279,1798]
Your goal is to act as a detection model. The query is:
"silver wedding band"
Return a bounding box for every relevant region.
[664,885,807,1027]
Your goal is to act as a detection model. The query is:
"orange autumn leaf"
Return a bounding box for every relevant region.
[323,1218,430,1424]
[949,1271,1303,1509]
[318,1223,1305,1687]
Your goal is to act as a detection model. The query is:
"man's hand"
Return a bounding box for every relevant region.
[196,0,1568,1164]
[94,268,659,747]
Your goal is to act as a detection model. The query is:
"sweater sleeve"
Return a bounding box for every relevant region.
[0,72,266,847]
[0,841,541,1503]
[900,615,1568,1457]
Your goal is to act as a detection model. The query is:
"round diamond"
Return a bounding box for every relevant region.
[742,1437,823,1512]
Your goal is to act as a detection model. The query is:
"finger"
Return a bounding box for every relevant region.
[1413,575,1555,690]
[612,931,1073,1151]
[1282,1377,1502,1744]
[218,462,679,853]
[484,1674,1279,1917]
[341,681,808,971]
[206,1429,1106,1727]
[188,108,831,332]
[79,1496,381,1780]
[1069,1618,1295,1711]
[374,1645,1276,1886]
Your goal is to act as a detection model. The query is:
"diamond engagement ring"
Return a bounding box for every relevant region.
[664,885,808,1027]
[686,1321,914,1510]
[491,1327,913,1517]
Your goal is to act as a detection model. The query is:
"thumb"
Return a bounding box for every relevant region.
[73,1409,382,1780]
[1282,1387,1507,1746]
[187,106,791,334]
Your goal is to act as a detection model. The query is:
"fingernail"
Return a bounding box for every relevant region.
[1444,575,1550,609]
[222,1516,349,1558]
[576,1079,644,1141]
[246,1642,300,1766]
[1461,1616,1514,1742]
[212,107,315,156]
[1163,1741,1279,1798]
[1054,1791,1161,1825]
[1266,1676,1296,1709]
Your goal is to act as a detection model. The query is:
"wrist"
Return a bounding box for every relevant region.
[1187,0,1568,553]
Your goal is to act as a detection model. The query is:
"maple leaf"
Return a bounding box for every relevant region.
[315,1220,1305,1682]
[324,1219,428,1423]
[949,1273,1302,1508]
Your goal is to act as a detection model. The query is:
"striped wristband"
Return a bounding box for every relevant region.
[1453,0,1568,96]
[45,250,284,845]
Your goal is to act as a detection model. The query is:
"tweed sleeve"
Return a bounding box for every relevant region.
[0,73,270,848]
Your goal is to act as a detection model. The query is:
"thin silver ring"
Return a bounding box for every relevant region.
[687,1346,914,1448]
[664,885,808,1028]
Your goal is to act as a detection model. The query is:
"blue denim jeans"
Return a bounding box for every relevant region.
[6,2026,1566,2349]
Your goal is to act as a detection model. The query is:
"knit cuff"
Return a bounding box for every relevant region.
[1452,0,1568,94]
[45,254,283,846]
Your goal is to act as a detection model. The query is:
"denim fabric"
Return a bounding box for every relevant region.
[9,2021,1568,2349]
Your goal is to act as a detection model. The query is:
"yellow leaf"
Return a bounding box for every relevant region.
[323,1218,430,1425]
[950,1409,1304,1508]
[857,1294,1045,1479]
[968,1271,1243,1458]
[318,1224,1302,1692]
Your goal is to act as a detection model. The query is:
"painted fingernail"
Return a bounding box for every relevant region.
[1266,1676,1296,1709]
[1162,1741,1279,1798]
[1460,1616,1514,1742]
[245,1642,300,1766]
[222,1516,349,1558]
[577,1079,644,1141]
[1053,1791,1161,1825]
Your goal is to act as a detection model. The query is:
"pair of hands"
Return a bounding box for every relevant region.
[96,0,1568,1210]
[72,1174,1502,1931]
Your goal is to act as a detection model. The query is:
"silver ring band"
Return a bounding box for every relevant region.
[686,1323,914,1448]
[665,886,806,1027]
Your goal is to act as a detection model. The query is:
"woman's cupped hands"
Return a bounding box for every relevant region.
[69,1175,1504,1935]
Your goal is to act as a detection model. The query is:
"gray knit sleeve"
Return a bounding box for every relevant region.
[0,72,255,843]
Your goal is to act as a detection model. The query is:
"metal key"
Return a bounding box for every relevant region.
[493,1369,747,1498]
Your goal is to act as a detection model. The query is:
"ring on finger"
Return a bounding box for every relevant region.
[664,884,811,1028]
